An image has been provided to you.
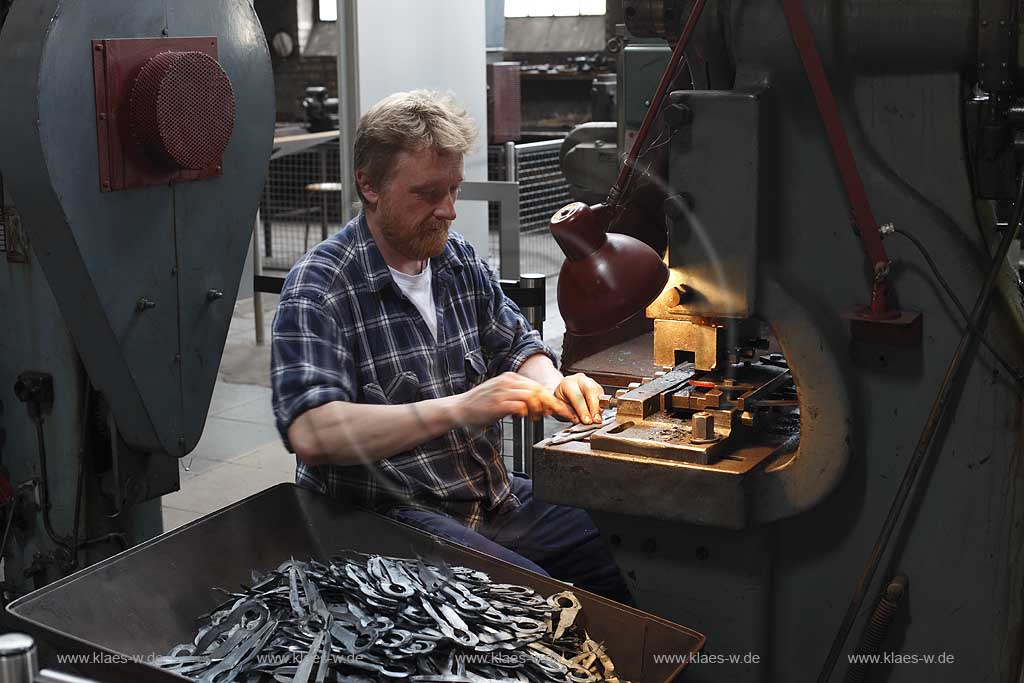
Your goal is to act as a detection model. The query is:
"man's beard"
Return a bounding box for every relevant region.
[379,201,450,261]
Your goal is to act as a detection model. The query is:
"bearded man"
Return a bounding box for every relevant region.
[271,90,631,603]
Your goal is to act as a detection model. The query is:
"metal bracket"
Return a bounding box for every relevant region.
[978,0,1018,93]
[456,180,520,280]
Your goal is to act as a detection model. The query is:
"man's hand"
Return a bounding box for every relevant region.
[553,372,604,425]
[455,372,574,427]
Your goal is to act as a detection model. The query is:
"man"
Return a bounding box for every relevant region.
[271,90,631,603]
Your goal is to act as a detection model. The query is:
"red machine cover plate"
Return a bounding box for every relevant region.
[92,37,234,191]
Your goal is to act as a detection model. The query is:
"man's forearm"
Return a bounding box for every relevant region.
[288,396,460,467]
[517,352,563,391]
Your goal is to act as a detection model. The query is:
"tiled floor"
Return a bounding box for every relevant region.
[161,289,290,531]
[161,380,295,531]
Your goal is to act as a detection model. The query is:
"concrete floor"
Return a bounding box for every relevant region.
[161,276,565,531]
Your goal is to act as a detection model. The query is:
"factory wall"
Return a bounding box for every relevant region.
[357,1,490,253]
[254,0,337,122]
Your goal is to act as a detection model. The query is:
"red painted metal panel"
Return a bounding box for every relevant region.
[91,37,231,192]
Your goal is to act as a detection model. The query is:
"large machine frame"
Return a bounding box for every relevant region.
[539,1,1024,681]
[0,0,275,604]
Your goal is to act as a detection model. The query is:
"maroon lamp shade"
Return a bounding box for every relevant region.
[550,202,669,336]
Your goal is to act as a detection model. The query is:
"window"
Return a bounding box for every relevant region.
[505,0,606,17]
[318,0,337,22]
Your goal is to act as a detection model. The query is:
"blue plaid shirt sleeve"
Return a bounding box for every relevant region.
[473,257,558,376]
[271,295,356,449]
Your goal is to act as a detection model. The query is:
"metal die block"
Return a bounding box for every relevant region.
[615,366,695,419]
[652,318,724,370]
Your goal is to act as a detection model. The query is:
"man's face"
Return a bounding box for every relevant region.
[370,147,464,261]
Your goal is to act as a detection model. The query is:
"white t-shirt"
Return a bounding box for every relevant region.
[388,262,438,342]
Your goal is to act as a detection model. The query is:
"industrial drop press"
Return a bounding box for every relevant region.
[2,1,1024,682]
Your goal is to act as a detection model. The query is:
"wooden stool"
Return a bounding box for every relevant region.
[303,182,344,250]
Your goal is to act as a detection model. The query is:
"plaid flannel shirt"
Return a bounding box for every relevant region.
[271,213,555,530]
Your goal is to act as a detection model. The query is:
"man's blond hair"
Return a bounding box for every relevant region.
[353,90,477,202]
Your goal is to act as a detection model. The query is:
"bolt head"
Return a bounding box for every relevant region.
[666,285,691,307]
[663,102,694,129]
[691,411,715,441]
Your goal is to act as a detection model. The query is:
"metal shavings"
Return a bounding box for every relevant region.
[159,553,632,683]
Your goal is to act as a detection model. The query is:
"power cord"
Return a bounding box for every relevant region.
[0,481,37,570]
[888,227,1024,386]
[819,171,1024,682]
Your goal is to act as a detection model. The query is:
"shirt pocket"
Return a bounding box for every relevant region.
[464,348,488,390]
[362,370,420,405]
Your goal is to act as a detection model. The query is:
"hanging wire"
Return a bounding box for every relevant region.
[890,227,1024,386]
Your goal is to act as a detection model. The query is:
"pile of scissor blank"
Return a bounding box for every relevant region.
[154,552,628,683]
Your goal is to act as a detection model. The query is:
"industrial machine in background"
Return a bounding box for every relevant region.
[542,0,1024,681]
[301,85,340,133]
[0,0,274,606]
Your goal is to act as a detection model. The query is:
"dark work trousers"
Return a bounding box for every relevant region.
[384,475,634,605]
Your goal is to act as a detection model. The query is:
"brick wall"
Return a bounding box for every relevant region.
[253,0,338,123]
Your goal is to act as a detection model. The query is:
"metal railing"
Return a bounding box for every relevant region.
[258,133,344,272]
[499,274,547,476]
[257,133,573,280]
[488,139,572,277]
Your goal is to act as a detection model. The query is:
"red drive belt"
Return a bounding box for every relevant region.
[781,0,891,281]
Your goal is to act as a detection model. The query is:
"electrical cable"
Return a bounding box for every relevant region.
[32,416,72,551]
[70,379,91,569]
[818,170,1024,682]
[0,500,14,568]
[607,0,707,208]
[0,481,34,570]
[77,532,128,551]
[890,227,1024,386]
